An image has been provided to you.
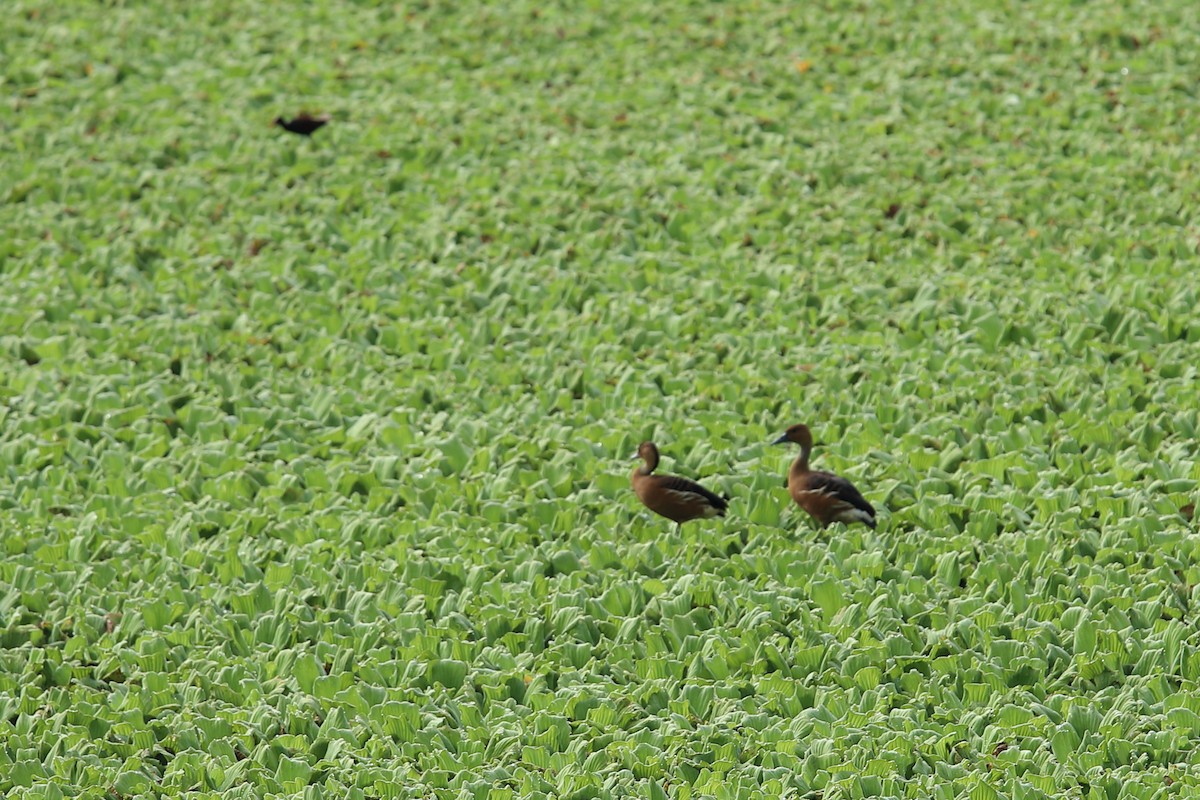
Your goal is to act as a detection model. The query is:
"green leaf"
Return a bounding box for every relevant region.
[276,755,313,789]
[438,436,472,475]
[294,653,322,694]
[810,579,845,618]
[429,660,468,690]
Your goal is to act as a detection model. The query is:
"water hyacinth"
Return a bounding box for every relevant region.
[2,0,1199,798]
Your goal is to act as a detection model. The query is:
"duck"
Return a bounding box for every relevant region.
[772,423,876,529]
[274,113,331,137]
[631,441,729,532]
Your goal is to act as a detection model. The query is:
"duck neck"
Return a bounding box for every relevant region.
[637,452,658,476]
[792,443,811,476]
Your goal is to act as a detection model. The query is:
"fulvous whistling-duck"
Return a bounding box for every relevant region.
[772,423,876,529]
[274,113,331,136]
[631,441,729,533]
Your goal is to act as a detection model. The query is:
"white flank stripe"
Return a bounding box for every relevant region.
[835,508,875,525]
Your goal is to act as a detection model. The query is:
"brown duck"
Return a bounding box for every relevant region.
[772,423,876,529]
[631,442,728,533]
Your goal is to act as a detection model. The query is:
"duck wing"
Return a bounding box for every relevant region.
[801,471,874,516]
[658,474,729,512]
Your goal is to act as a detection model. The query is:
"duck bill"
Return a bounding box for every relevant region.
[770,434,789,445]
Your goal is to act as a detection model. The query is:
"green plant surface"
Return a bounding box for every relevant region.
[3,0,1200,798]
